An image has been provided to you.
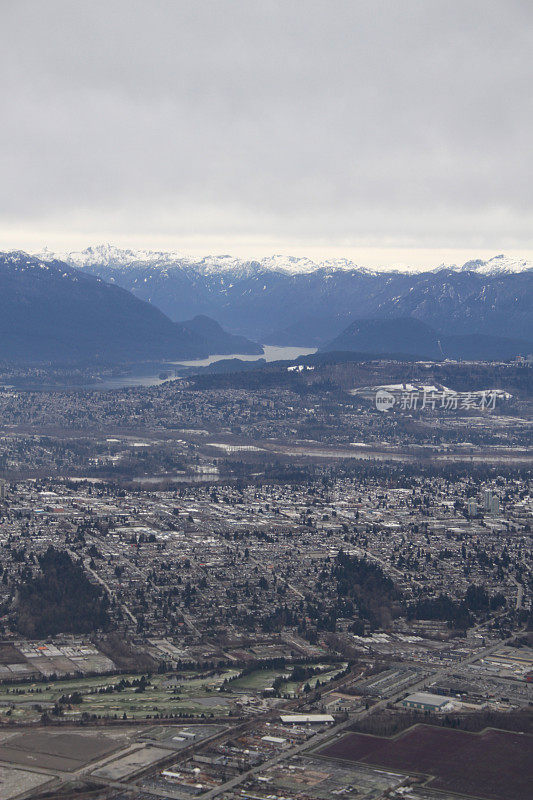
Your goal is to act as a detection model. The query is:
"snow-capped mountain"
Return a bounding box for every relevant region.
[37,245,532,277]
[36,245,373,277]
[458,254,533,275]
[35,246,533,347]
[38,244,169,269]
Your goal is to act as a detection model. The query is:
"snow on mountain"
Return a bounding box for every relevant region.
[37,244,181,269]
[36,245,372,276]
[459,254,533,275]
[36,246,532,277]
[253,254,373,275]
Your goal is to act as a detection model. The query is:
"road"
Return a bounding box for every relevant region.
[198,627,524,799]
[83,554,138,627]
[510,576,524,609]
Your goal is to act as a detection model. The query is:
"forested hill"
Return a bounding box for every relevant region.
[0,252,260,364]
[14,547,110,637]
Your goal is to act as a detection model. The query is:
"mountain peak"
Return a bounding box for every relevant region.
[9,246,533,351]
[459,254,532,275]
[36,244,184,269]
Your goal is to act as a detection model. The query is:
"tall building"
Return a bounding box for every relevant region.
[467,498,477,517]
[0,479,6,500]
[483,489,492,511]
[490,495,500,515]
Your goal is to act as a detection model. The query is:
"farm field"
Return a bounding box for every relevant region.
[318,724,532,800]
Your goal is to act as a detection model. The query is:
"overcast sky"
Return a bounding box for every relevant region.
[1,0,532,268]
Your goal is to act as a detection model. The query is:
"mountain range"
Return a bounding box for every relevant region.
[1,246,531,365]
[37,246,532,348]
[0,252,261,364]
[39,245,533,276]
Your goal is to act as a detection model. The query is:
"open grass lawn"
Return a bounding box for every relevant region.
[230,668,288,690]
[230,662,345,694]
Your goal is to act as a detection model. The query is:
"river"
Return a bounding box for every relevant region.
[96,345,317,389]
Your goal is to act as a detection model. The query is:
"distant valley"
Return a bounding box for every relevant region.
[1,247,531,365]
[40,246,532,353]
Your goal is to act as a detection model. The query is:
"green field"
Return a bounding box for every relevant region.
[0,662,346,722]
[0,669,242,723]
[230,668,290,691]
[227,662,347,695]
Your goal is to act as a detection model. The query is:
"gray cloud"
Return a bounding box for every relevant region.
[1,0,532,255]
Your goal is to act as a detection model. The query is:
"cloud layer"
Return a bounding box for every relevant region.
[2,0,532,257]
